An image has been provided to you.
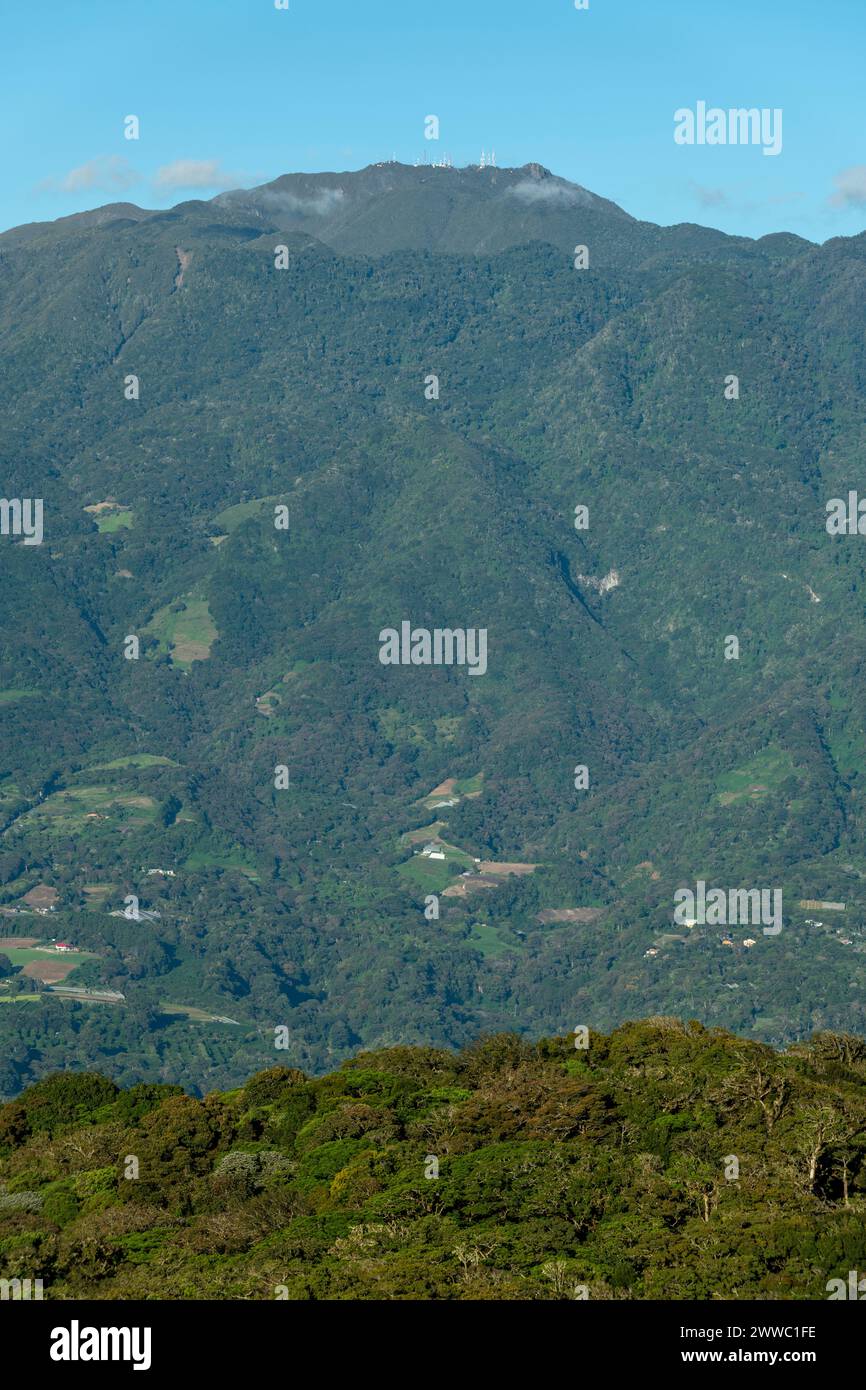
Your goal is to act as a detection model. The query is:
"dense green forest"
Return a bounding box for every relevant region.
[2,161,866,1092]
[1,1020,865,1300]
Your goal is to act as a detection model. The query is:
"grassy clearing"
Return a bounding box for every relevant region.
[24,787,158,834]
[84,502,133,533]
[213,496,283,533]
[402,821,447,846]
[96,510,134,533]
[397,855,455,894]
[0,689,38,706]
[160,1002,214,1021]
[466,921,517,959]
[146,597,217,666]
[159,1002,237,1024]
[185,848,259,880]
[716,747,794,805]
[89,754,179,770]
[82,884,115,905]
[1,946,93,966]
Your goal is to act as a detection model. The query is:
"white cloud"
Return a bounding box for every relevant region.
[38,155,139,195]
[506,178,594,207]
[830,166,866,209]
[152,159,248,192]
[258,188,346,217]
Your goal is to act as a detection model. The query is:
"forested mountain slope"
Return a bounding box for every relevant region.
[1,1022,864,1300]
[1,163,865,1094]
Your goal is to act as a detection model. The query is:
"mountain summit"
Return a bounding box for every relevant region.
[212,160,633,256]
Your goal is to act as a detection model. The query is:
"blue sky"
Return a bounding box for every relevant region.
[3,0,865,242]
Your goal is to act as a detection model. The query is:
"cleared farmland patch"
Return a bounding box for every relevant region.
[23,957,78,984]
[442,874,500,899]
[20,884,58,909]
[419,772,484,811]
[146,596,218,666]
[0,689,38,706]
[536,908,604,924]
[185,848,259,879]
[716,746,794,806]
[22,786,159,835]
[213,495,284,534]
[2,944,96,985]
[478,861,538,877]
[84,501,134,533]
[90,754,179,770]
[82,884,115,905]
[402,821,447,846]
